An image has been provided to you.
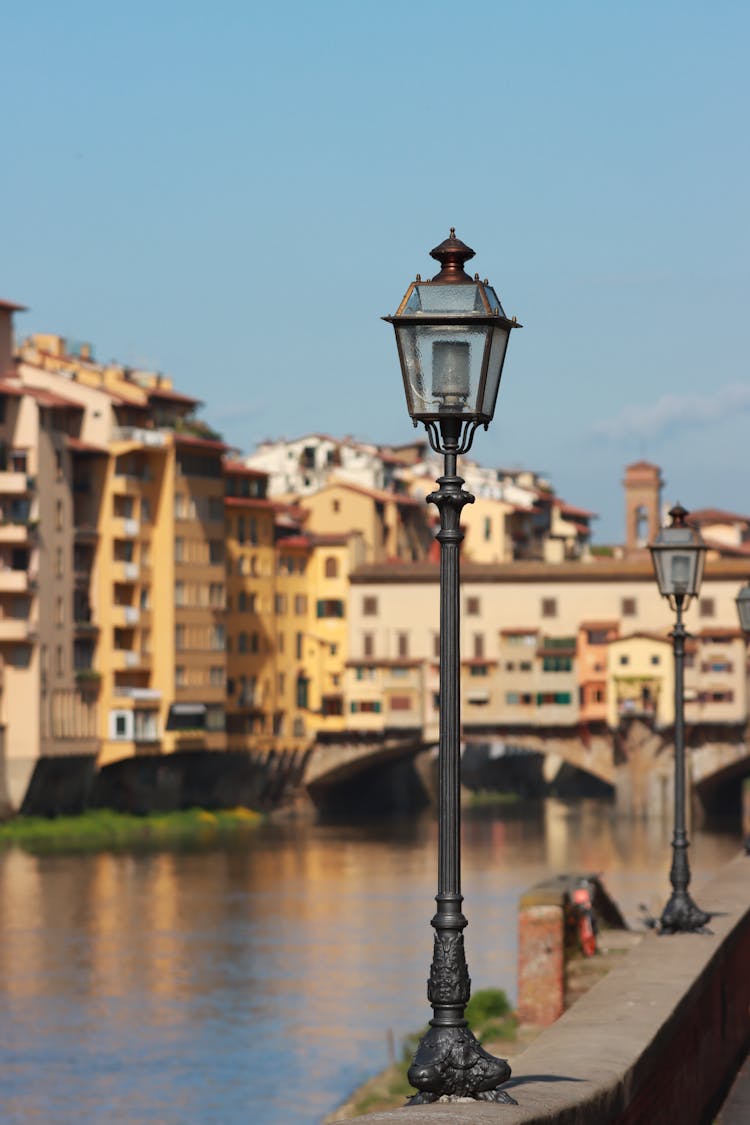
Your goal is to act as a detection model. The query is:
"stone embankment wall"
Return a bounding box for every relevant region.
[354,853,750,1124]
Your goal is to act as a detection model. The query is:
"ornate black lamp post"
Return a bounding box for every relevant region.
[649,504,711,934]
[384,231,520,1104]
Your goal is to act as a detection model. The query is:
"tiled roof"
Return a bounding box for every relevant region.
[224,460,268,478]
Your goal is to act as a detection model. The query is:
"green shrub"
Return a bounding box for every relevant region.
[466,987,512,1026]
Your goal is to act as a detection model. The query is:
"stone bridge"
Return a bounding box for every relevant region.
[306,719,750,818]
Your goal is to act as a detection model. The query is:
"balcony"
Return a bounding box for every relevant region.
[112,427,166,448]
[0,618,34,642]
[113,605,140,627]
[0,522,34,544]
[0,569,29,592]
[74,524,99,542]
[113,517,140,539]
[0,472,31,496]
[113,561,140,583]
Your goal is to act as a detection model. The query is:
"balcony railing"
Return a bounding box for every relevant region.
[112,427,166,447]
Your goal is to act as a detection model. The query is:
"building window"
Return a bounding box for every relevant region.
[466,597,480,616]
[542,655,572,672]
[541,598,557,618]
[363,596,378,616]
[619,655,630,666]
[650,655,661,666]
[699,598,715,618]
[210,666,225,686]
[316,599,344,618]
[363,633,374,658]
[209,540,224,565]
[390,696,412,711]
[470,664,489,677]
[325,556,339,578]
[296,675,309,709]
[537,692,572,705]
[397,632,409,658]
[473,634,485,659]
[322,695,344,716]
[350,700,382,713]
[587,629,610,645]
[294,594,307,615]
[433,632,440,659]
[275,594,286,614]
[621,597,637,617]
[175,665,186,687]
[483,517,492,542]
[238,632,248,653]
[292,718,305,737]
[175,625,185,651]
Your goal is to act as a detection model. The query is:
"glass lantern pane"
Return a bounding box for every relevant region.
[737,587,750,633]
[481,325,510,418]
[670,554,691,592]
[407,282,486,314]
[482,286,507,317]
[650,549,668,595]
[395,323,491,419]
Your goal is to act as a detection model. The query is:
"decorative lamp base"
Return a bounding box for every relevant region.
[406,1024,516,1105]
[660,890,712,934]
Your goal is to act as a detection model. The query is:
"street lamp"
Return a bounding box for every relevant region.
[649,503,711,934]
[384,231,520,1105]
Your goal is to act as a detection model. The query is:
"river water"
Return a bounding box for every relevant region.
[0,800,741,1125]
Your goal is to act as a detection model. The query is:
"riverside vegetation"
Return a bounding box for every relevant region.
[0,807,262,852]
[326,988,518,1120]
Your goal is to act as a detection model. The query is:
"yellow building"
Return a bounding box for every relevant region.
[606,634,673,728]
[301,480,431,563]
[224,462,278,751]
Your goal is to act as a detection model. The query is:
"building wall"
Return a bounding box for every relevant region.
[346,561,750,734]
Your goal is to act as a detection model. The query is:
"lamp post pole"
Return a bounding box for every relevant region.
[650,504,711,934]
[384,233,519,1104]
[661,594,710,933]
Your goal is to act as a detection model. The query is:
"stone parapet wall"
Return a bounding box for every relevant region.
[354,853,750,1124]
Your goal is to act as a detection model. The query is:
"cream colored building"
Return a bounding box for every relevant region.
[346,557,750,737]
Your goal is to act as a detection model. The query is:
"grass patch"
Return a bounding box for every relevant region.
[0,807,263,853]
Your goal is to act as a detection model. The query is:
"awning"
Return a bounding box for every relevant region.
[170,703,207,716]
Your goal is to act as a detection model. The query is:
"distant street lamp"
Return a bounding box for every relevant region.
[649,504,711,934]
[384,231,520,1104]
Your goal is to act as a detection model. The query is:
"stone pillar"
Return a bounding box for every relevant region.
[517,891,565,1027]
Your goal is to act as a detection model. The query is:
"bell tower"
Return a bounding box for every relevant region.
[623,461,663,553]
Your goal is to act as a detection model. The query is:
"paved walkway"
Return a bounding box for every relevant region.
[715,1052,750,1123]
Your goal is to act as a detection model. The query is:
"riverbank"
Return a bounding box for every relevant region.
[0,806,263,852]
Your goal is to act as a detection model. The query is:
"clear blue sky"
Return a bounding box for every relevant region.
[3,1,749,541]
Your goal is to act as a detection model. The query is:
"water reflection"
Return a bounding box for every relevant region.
[0,800,740,1124]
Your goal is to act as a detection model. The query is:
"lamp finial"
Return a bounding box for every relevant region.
[430,230,475,283]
